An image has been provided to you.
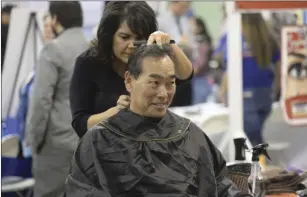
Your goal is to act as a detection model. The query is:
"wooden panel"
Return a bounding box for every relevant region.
[236,1,307,10]
[265,194,297,197]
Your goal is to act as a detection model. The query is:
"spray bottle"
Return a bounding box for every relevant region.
[234,138,249,161]
[227,138,252,194]
[248,143,271,197]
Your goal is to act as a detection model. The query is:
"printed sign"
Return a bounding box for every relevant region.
[280,25,307,126]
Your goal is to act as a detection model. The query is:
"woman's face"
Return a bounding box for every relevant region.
[286,49,307,98]
[190,19,202,35]
[113,21,138,64]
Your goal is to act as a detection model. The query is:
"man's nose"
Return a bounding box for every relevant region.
[157,85,168,98]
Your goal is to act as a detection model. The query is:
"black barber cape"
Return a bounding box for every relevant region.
[66,109,246,197]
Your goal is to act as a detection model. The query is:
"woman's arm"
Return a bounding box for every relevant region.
[26,43,59,153]
[147,31,193,80]
[171,44,194,80]
[87,107,119,129]
[70,55,96,138]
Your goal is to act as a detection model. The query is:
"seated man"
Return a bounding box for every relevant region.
[66,45,250,197]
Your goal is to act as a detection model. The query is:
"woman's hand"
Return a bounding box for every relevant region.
[107,95,130,117]
[116,95,130,110]
[147,31,171,46]
[147,31,193,80]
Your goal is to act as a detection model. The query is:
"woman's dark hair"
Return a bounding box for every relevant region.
[194,17,213,64]
[96,1,157,63]
[194,17,212,45]
[49,1,83,29]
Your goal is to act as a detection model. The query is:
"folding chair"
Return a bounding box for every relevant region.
[2,134,35,197]
[2,134,20,157]
[2,177,35,197]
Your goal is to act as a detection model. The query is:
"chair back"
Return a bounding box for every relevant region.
[2,135,20,158]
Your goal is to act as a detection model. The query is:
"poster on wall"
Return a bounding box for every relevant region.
[280,25,307,126]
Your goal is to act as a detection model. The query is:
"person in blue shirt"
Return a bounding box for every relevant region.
[216,13,280,146]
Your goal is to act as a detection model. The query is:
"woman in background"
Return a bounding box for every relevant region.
[190,17,214,104]
[218,13,280,147]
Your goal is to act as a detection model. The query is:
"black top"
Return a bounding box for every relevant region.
[70,47,193,138]
[66,109,246,197]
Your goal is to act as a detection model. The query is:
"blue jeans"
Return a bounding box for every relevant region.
[192,76,212,105]
[243,88,272,146]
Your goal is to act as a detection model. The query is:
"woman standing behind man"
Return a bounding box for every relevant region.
[218,13,280,147]
[69,1,193,138]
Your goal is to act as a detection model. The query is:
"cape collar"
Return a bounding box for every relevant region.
[101,109,190,141]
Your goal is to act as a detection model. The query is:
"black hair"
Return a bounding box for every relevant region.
[194,17,212,45]
[49,1,83,29]
[1,4,16,14]
[127,44,174,79]
[96,1,157,63]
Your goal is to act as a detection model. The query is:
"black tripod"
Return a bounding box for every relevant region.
[6,12,44,117]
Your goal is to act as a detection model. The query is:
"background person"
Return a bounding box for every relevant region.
[190,17,214,104]
[218,13,280,147]
[25,2,88,197]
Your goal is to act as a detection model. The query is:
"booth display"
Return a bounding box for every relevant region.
[224,0,307,162]
[280,25,307,126]
[1,8,45,119]
[296,10,307,25]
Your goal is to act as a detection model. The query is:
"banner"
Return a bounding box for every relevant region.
[236,1,307,10]
[280,25,307,126]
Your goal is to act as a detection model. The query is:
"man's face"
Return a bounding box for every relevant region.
[43,16,54,41]
[50,14,60,36]
[172,1,191,16]
[125,56,176,118]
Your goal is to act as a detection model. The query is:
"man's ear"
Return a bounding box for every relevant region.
[124,71,133,93]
